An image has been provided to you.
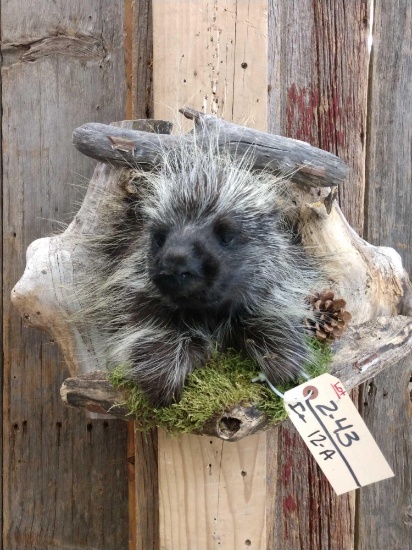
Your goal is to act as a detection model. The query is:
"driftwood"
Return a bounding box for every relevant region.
[60,315,412,441]
[11,110,412,439]
[72,107,348,188]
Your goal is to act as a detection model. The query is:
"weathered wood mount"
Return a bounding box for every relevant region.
[11,110,412,441]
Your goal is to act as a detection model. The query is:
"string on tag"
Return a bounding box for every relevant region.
[252,370,311,400]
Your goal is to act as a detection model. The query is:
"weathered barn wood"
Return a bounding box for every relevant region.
[4,0,412,549]
[127,4,157,549]
[358,0,412,547]
[1,1,129,548]
[267,1,370,547]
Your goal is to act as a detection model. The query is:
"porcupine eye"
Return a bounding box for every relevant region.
[152,229,168,249]
[213,218,237,246]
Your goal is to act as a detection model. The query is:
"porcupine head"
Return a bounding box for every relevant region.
[81,134,322,407]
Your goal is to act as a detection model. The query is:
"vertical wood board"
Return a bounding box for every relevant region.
[268,0,370,236]
[357,362,411,549]
[132,0,154,120]
[152,0,268,131]
[359,0,412,547]
[128,2,158,549]
[152,2,268,549]
[2,2,129,548]
[267,1,370,547]
[159,432,266,550]
[365,0,412,271]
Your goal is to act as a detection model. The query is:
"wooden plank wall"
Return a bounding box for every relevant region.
[1,2,129,548]
[1,1,411,549]
[359,0,412,547]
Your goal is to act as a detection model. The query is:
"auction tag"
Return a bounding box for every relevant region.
[284,373,394,495]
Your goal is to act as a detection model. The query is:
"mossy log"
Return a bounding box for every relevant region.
[60,316,412,441]
[11,111,412,440]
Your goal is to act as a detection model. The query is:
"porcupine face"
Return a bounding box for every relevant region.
[141,146,285,313]
[147,214,258,310]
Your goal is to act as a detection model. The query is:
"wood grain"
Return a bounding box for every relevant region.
[356,361,412,549]
[127,6,155,547]
[135,428,159,550]
[152,0,268,132]
[268,0,370,236]
[267,1,370,547]
[132,0,154,119]
[1,2,129,548]
[158,431,267,550]
[359,0,412,546]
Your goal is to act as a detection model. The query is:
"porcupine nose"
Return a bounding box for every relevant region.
[156,245,200,294]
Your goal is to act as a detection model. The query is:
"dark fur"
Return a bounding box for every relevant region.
[77,139,322,406]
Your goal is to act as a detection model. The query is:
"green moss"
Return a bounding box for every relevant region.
[109,338,332,435]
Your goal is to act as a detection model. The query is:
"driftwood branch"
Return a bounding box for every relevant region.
[72,109,348,188]
[60,316,412,441]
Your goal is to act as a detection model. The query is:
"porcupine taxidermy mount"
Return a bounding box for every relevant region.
[68,128,325,407]
[12,109,412,438]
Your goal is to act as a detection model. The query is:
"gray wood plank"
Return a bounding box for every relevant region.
[1,2,129,548]
[0,36,3,550]
[360,0,412,547]
[267,1,370,547]
[357,362,412,550]
[365,0,412,272]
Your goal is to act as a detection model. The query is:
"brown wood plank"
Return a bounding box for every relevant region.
[268,0,370,236]
[0,26,3,550]
[135,429,159,550]
[267,1,370,547]
[359,0,412,547]
[132,0,154,119]
[1,2,129,548]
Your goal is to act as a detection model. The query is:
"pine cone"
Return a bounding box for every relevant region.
[306,290,352,341]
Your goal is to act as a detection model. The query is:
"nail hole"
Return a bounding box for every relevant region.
[241,62,248,69]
